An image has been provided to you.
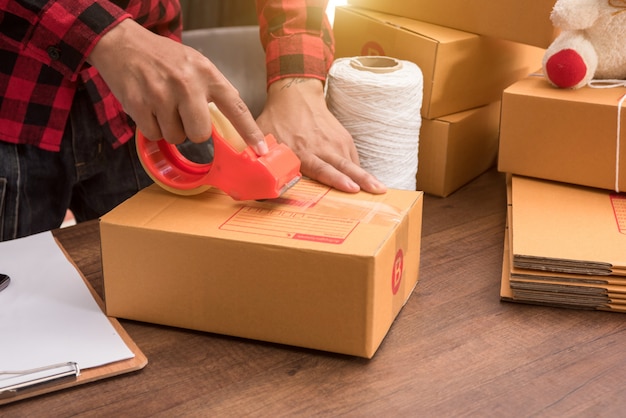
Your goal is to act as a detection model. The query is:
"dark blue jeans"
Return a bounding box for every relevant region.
[0,88,153,241]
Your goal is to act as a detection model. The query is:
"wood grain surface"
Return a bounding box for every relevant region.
[4,169,625,417]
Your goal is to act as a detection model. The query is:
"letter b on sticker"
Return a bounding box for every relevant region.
[391,249,404,295]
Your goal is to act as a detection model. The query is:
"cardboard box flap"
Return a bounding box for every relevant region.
[102,180,422,256]
[350,8,485,44]
[347,0,558,48]
[510,175,626,275]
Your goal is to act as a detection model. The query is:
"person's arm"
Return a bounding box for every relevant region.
[255,0,386,193]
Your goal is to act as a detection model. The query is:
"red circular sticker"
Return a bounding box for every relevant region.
[360,41,385,57]
[391,249,404,295]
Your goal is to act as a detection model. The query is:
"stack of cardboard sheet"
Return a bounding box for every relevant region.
[498,72,626,312]
[500,175,626,312]
[333,2,555,197]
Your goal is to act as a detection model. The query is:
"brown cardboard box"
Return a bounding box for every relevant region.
[499,75,626,192]
[100,180,423,358]
[346,0,558,48]
[417,102,501,197]
[333,6,545,119]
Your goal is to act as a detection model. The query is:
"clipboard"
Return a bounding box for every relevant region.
[0,236,148,405]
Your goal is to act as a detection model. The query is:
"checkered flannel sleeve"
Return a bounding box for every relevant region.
[0,0,181,150]
[256,0,335,86]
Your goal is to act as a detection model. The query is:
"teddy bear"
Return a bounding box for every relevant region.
[542,0,626,89]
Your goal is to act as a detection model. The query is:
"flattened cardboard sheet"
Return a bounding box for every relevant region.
[501,176,626,312]
[502,225,626,312]
[510,176,626,276]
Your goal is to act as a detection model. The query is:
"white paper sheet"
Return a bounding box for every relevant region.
[0,231,134,373]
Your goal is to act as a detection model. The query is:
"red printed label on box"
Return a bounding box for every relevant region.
[610,193,626,235]
[271,179,330,208]
[391,249,404,295]
[219,206,359,244]
[361,41,385,56]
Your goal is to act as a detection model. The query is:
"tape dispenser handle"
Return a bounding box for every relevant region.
[135,103,246,196]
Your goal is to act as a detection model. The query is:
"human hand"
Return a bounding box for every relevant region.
[256,77,386,194]
[87,19,268,155]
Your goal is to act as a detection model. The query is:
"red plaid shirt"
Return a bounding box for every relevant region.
[0,0,334,151]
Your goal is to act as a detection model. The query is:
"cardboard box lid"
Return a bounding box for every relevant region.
[347,0,558,48]
[101,180,423,256]
[341,8,485,44]
[504,74,626,104]
[510,175,626,276]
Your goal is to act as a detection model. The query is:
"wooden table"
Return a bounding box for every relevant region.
[5,169,626,416]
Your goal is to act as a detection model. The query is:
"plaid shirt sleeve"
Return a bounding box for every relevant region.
[256,0,334,86]
[0,0,182,151]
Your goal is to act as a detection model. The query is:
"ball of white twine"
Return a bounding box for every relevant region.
[326,56,423,190]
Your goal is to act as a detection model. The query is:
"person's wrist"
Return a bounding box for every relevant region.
[267,77,324,96]
[87,18,134,67]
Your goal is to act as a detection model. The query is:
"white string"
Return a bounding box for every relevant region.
[326,57,423,190]
[588,79,626,193]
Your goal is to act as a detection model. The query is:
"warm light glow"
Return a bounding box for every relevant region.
[327,0,349,25]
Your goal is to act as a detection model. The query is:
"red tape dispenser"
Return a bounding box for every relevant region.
[136,103,301,200]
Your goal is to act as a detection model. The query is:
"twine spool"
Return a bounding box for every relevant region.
[326,56,423,190]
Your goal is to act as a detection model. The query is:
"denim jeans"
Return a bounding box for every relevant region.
[0,88,153,241]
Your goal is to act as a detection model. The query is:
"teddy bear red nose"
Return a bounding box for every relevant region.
[545,49,587,88]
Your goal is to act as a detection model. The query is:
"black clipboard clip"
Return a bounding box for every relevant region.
[0,362,80,398]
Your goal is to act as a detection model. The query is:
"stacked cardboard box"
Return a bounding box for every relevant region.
[333,5,550,197]
[498,75,626,312]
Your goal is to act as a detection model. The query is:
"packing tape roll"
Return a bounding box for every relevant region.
[326,56,423,190]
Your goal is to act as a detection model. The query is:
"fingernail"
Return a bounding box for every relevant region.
[255,141,269,156]
[370,180,387,193]
[345,179,360,192]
